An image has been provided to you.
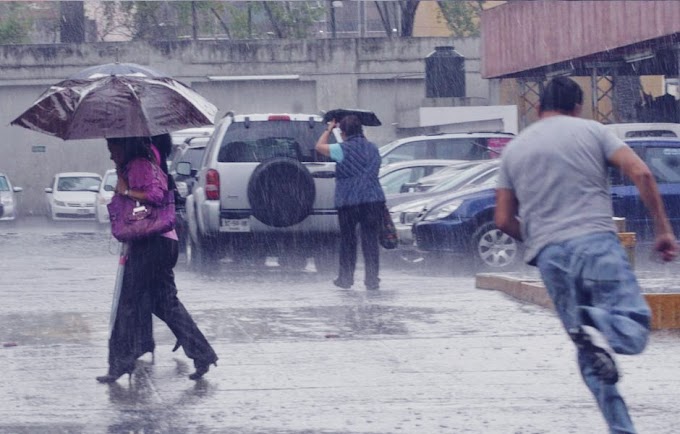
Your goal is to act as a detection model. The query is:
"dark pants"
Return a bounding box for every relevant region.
[337,202,383,288]
[108,236,217,373]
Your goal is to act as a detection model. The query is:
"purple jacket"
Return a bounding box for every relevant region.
[115,157,177,240]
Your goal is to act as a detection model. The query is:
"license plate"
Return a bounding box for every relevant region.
[220,218,250,232]
[77,209,89,214]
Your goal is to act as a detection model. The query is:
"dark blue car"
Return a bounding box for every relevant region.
[412,138,680,271]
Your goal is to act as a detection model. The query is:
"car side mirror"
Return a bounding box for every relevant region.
[45,187,53,193]
[104,185,115,192]
[176,161,192,176]
[13,186,22,193]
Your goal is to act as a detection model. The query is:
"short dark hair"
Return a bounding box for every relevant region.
[539,77,584,114]
[339,114,363,137]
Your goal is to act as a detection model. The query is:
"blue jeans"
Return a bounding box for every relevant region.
[536,232,651,434]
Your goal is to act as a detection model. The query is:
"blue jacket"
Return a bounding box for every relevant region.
[335,134,386,208]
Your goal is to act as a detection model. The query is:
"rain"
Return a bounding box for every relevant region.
[1,1,680,433]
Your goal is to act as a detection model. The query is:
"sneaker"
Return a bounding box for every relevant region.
[570,325,619,385]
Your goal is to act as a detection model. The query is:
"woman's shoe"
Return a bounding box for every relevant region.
[333,278,352,289]
[189,360,217,380]
[96,364,135,383]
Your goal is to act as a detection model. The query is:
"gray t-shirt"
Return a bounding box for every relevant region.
[497,115,627,264]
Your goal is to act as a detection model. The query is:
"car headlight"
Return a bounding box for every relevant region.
[423,200,463,221]
[0,196,10,204]
[55,200,66,206]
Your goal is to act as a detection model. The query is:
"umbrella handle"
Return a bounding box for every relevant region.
[109,242,128,338]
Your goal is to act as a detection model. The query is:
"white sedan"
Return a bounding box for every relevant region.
[45,172,102,221]
[0,172,23,221]
[94,169,118,224]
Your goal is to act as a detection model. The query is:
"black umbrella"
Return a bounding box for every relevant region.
[11,74,217,140]
[323,108,382,127]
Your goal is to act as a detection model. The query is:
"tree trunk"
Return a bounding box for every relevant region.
[399,0,419,37]
[60,1,85,43]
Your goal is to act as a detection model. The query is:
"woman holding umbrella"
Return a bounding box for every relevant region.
[96,136,218,383]
[315,114,386,290]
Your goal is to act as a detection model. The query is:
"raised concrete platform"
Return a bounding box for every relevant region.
[476,273,680,330]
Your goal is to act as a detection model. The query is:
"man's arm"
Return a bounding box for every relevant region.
[609,146,678,261]
[495,188,522,241]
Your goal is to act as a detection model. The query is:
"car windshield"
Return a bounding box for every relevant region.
[380,168,422,194]
[218,120,337,163]
[0,176,8,191]
[646,147,680,182]
[429,163,499,193]
[57,176,101,192]
[180,147,207,168]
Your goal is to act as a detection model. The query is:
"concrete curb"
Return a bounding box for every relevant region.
[476,273,680,330]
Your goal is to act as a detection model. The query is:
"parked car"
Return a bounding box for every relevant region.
[0,172,23,221]
[608,138,680,239]
[170,136,209,250]
[168,126,214,170]
[94,169,118,225]
[171,136,209,198]
[379,159,464,195]
[386,159,501,208]
[45,172,102,221]
[412,137,680,271]
[379,132,514,166]
[183,112,344,271]
[605,123,680,139]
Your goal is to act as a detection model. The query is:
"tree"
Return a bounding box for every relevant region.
[0,3,32,44]
[60,1,86,43]
[374,1,420,37]
[437,1,483,37]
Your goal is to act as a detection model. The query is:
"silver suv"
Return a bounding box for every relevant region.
[183,113,340,271]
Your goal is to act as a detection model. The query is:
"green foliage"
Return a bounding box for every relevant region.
[437,1,483,37]
[0,3,32,44]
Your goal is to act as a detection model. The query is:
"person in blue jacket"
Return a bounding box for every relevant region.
[316,114,386,290]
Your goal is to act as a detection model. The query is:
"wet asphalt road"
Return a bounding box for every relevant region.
[1,218,680,433]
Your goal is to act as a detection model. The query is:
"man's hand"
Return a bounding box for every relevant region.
[654,232,678,262]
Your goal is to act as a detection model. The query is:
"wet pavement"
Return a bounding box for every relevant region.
[1,218,680,433]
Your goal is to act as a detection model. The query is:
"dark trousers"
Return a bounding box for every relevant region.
[337,202,383,287]
[108,236,217,372]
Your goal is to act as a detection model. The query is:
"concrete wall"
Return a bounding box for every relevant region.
[0,37,490,216]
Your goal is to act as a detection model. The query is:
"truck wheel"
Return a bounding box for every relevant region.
[248,157,316,227]
[471,221,522,271]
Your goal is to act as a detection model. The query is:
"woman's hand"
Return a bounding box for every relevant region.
[116,177,129,196]
[326,119,337,132]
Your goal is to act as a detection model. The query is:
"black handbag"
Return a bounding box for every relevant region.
[380,204,398,250]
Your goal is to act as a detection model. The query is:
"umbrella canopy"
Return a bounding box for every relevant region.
[69,62,167,80]
[11,75,218,140]
[323,108,382,127]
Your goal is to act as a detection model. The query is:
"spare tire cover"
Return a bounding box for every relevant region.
[247,157,316,227]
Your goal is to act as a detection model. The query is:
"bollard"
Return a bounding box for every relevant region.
[618,232,636,268]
